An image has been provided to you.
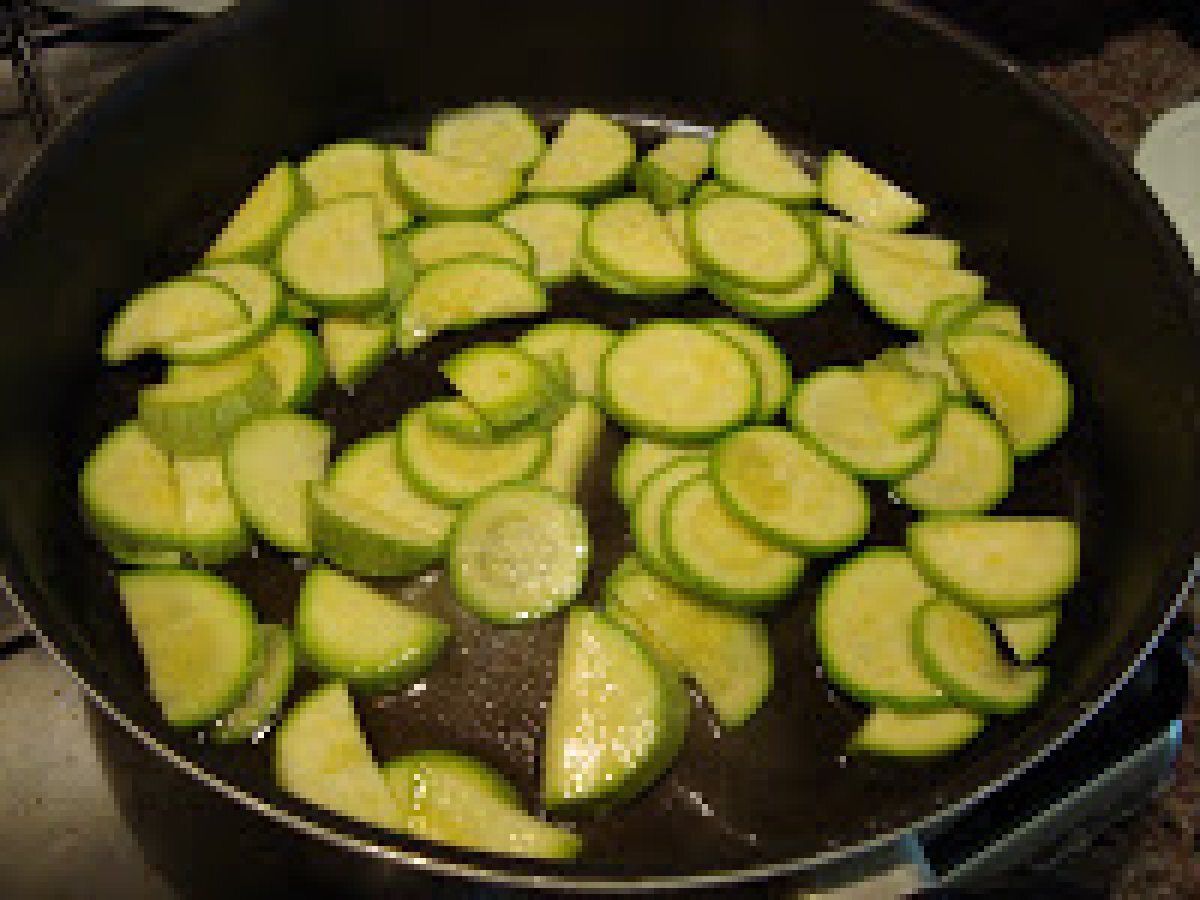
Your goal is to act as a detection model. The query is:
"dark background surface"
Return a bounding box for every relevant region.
[0,2,1195,897]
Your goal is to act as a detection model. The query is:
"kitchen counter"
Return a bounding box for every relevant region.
[1035,21,1199,900]
[0,6,1195,898]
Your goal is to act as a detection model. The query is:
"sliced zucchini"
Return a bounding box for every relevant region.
[922,294,988,336]
[274,682,403,830]
[631,456,708,583]
[256,324,325,409]
[712,118,816,204]
[427,102,545,172]
[450,484,589,624]
[315,432,456,576]
[138,356,279,456]
[164,263,282,363]
[206,161,308,263]
[537,399,606,497]
[174,455,249,566]
[711,426,870,554]
[877,341,970,401]
[404,220,533,272]
[296,566,449,691]
[424,398,494,443]
[525,110,635,200]
[542,608,688,810]
[664,205,688,249]
[687,193,816,290]
[635,135,710,209]
[385,751,581,860]
[945,331,1072,458]
[995,608,1061,663]
[908,516,1080,616]
[691,180,728,205]
[914,600,1047,715]
[708,261,834,320]
[118,568,258,728]
[225,413,332,554]
[284,293,319,322]
[94,533,181,569]
[525,353,577,430]
[102,277,248,365]
[396,403,550,506]
[319,318,393,388]
[844,236,986,332]
[787,367,935,480]
[859,365,946,437]
[850,707,985,759]
[613,438,694,509]
[440,343,550,429]
[959,304,1025,338]
[397,258,547,352]
[820,151,925,231]
[815,550,947,710]
[310,483,444,578]
[813,215,960,270]
[701,319,792,421]
[599,321,758,441]
[499,199,588,284]
[390,146,521,219]
[80,423,181,552]
[300,140,411,233]
[386,233,420,311]
[577,253,642,295]
[607,558,772,727]
[894,403,1014,514]
[277,196,388,315]
[212,623,296,743]
[584,197,697,293]
[662,475,805,613]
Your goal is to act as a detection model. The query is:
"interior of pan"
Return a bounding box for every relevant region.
[1,0,1197,888]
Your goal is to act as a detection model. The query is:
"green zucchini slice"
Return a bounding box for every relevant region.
[908,516,1080,616]
[662,475,805,613]
[816,550,947,710]
[607,558,773,727]
[450,484,589,624]
[712,118,816,203]
[599,321,758,441]
[711,426,870,554]
[542,609,688,810]
[296,566,449,691]
[385,751,581,860]
[914,600,1047,714]
[945,331,1072,458]
[525,110,635,200]
[118,568,258,728]
[820,151,925,231]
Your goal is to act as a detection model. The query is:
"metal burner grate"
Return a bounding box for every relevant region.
[0,0,194,650]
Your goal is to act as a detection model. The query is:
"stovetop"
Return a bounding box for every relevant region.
[0,5,1194,899]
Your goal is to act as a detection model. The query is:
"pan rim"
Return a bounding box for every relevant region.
[3,0,1198,891]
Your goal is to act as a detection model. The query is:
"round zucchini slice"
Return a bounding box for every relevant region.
[599,321,758,441]
[687,193,816,290]
[914,600,1047,715]
[816,550,948,710]
[711,426,870,554]
[449,485,589,624]
[662,475,804,613]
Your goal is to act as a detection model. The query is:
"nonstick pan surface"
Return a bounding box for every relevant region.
[2,0,1197,891]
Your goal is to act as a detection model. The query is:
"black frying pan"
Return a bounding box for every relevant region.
[1,0,1196,894]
